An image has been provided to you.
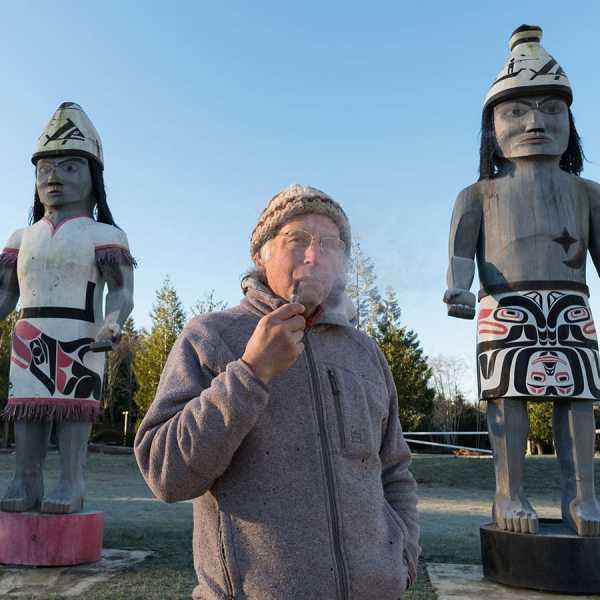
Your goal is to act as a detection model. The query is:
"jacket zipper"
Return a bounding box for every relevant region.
[327,368,346,451]
[305,334,349,600]
[218,512,235,599]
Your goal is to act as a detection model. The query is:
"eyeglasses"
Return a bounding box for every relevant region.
[497,98,567,119]
[276,229,346,255]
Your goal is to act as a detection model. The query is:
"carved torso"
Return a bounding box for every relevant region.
[476,173,591,289]
[1,216,130,414]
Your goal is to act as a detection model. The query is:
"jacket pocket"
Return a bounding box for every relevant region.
[325,365,386,459]
[383,501,411,591]
[218,510,241,598]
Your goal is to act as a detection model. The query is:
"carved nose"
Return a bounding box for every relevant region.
[47,168,61,183]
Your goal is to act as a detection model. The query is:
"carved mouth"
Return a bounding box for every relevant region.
[519,136,551,144]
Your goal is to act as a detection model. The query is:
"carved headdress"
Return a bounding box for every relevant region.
[32,102,104,168]
[484,25,572,109]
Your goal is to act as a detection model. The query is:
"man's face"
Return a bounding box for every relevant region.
[493,95,569,159]
[256,213,345,311]
[36,155,93,209]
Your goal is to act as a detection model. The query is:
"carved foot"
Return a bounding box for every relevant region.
[41,480,84,514]
[493,495,539,533]
[565,498,600,536]
[0,476,43,512]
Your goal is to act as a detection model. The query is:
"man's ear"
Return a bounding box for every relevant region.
[254,252,265,270]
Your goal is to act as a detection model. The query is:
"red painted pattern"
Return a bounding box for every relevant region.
[583,321,596,336]
[42,215,90,236]
[94,244,128,252]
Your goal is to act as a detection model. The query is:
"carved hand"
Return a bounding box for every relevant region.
[95,321,122,344]
[443,288,476,320]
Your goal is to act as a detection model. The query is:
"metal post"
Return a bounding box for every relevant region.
[122,410,129,446]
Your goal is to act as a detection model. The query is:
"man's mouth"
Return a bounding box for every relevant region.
[47,187,64,195]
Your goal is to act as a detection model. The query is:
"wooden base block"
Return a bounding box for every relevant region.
[481,519,600,594]
[0,510,104,566]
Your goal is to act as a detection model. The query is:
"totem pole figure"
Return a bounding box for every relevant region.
[0,103,135,514]
[444,25,600,536]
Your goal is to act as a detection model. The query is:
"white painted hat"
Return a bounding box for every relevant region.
[32,102,104,168]
[484,25,572,109]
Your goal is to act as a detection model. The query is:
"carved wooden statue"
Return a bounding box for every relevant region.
[444,25,600,536]
[0,103,134,513]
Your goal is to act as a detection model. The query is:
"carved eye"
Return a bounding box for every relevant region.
[565,307,589,322]
[494,308,526,323]
[529,371,546,383]
[556,372,571,383]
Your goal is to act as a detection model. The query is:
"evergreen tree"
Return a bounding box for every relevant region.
[103,316,141,442]
[371,289,434,431]
[0,312,17,447]
[0,311,17,408]
[346,240,381,331]
[134,277,186,420]
[528,403,554,454]
[190,289,228,316]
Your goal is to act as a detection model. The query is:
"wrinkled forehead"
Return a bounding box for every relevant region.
[278,213,341,237]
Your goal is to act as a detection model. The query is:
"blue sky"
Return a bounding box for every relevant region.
[2,2,600,399]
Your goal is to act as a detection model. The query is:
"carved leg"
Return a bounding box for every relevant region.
[487,398,538,533]
[41,421,91,514]
[1,421,51,512]
[553,400,600,536]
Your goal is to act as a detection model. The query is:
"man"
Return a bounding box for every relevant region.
[135,184,420,599]
[0,102,135,513]
[444,25,600,536]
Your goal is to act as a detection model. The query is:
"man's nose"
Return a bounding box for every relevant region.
[303,239,320,263]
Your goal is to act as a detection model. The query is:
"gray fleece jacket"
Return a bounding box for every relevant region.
[134,278,420,600]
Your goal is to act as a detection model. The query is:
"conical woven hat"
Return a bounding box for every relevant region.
[32,102,104,168]
[484,25,572,109]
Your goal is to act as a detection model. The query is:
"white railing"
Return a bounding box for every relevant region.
[403,431,492,455]
[404,430,600,456]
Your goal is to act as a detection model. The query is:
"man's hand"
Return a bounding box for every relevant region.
[443,288,476,320]
[242,303,306,384]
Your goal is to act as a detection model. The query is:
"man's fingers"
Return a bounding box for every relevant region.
[271,303,306,320]
[290,330,305,344]
[286,315,306,332]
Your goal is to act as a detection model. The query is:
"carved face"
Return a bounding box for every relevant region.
[36,155,93,209]
[493,94,569,159]
[525,351,574,396]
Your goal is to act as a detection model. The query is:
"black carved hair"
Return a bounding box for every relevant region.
[30,159,118,227]
[478,105,585,180]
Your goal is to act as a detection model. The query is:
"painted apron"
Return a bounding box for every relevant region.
[477,287,600,401]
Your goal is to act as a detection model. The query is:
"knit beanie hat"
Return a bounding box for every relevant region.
[32,102,104,168]
[484,25,572,109]
[250,184,351,259]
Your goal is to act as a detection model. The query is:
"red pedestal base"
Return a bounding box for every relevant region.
[0,510,104,566]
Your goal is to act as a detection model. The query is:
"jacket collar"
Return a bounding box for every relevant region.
[241,276,356,329]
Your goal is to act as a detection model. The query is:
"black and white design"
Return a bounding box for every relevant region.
[477,289,600,400]
[484,25,572,109]
[43,118,86,147]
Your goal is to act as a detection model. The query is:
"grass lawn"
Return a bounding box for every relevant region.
[0,451,587,599]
